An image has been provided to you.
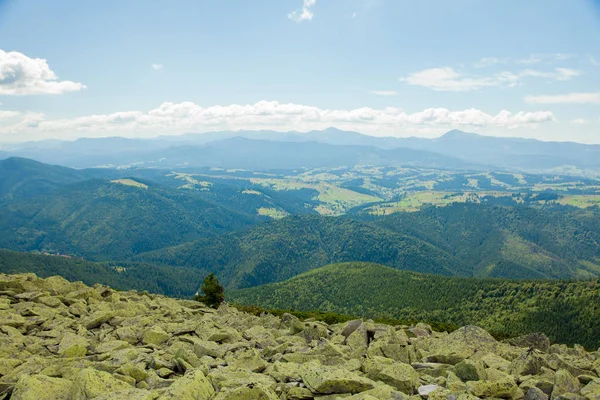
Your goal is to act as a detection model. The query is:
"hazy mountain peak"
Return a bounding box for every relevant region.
[439,130,479,140]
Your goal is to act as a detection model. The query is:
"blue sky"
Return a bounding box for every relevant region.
[0,0,599,143]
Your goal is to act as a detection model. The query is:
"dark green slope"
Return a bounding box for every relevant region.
[133,215,467,288]
[0,179,258,260]
[0,157,90,201]
[0,249,204,297]
[371,204,600,279]
[229,262,600,349]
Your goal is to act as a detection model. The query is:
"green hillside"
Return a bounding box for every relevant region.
[0,179,258,260]
[133,215,467,288]
[230,262,600,349]
[0,249,204,297]
[371,204,600,279]
[135,205,600,288]
[0,157,91,201]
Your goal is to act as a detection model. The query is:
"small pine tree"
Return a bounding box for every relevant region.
[195,273,224,308]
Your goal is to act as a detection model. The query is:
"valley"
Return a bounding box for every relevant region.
[2,131,600,352]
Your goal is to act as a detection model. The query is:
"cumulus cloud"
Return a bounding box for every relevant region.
[151,64,163,70]
[0,110,20,119]
[402,67,580,92]
[288,0,316,22]
[0,101,557,141]
[0,49,85,95]
[525,92,600,105]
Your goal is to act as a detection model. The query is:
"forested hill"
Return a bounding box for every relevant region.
[0,179,258,260]
[0,249,205,297]
[133,215,467,289]
[229,262,600,349]
[135,205,600,287]
[370,203,600,279]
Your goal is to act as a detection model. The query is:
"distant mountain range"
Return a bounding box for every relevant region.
[2,128,600,175]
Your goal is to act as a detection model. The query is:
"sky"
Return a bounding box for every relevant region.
[0,0,599,144]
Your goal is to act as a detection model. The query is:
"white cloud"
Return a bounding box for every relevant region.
[402,67,581,92]
[590,55,600,67]
[369,90,398,96]
[519,68,580,81]
[401,68,498,91]
[571,118,589,125]
[0,101,557,141]
[0,49,85,95]
[515,53,575,65]
[474,57,509,68]
[288,0,316,22]
[0,110,20,119]
[151,64,163,70]
[525,92,600,105]
[516,55,543,65]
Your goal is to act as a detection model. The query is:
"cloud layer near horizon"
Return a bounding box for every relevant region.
[0,100,557,141]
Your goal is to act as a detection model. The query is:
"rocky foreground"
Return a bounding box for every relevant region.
[0,274,599,400]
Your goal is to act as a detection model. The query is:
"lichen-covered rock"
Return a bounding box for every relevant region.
[93,388,160,400]
[525,387,549,400]
[510,351,548,376]
[507,333,551,353]
[12,374,74,400]
[300,362,377,394]
[466,376,519,399]
[157,369,214,400]
[455,359,488,382]
[362,357,419,394]
[58,332,88,358]
[213,384,279,400]
[1,273,600,400]
[225,348,268,372]
[580,379,600,400]
[69,368,134,398]
[143,327,170,346]
[552,369,581,400]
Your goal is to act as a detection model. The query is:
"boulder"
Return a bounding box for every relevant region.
[525,387,549,400]
[507,333,551,353]
[288,386,315,399]
[455,359,487,382]
[264,361,302,383]
[300,362,377,394]
[70,368,134,398]
[81,311,115,329]
[466,376,519,399]
[419,384,443,398]
[142,327,170,346]
[0,310,26,327]
[581,379,600,400]
[157,369,214,400]
[213,384,279,400]
[193,340,225,358]
[208,367,277,390]
[363,358,419,394]
[427,325,503,361]
[225,348,268,373]
[58,332,88,358]
[12,374,74,400]
[552,369,581,400]
[510,351,548,376]
[93,389,160,400]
